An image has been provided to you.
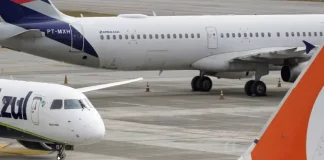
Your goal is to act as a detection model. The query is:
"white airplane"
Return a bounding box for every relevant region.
[0,77,143,160]
[238,45,324,159]
[0,0,320,96]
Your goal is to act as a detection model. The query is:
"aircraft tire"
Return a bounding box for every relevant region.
[244,80,255,96]
[251,81,267,96]
[191,76,201,91]
[198,77,213,92]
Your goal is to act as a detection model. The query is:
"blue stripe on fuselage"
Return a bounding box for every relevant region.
[0,0,98,58]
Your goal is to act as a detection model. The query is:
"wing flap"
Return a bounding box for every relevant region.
[78,78,143,93]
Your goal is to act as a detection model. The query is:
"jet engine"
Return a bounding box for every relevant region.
[17,140,74,151]
[207,71,255,79]
[281,62,308,83]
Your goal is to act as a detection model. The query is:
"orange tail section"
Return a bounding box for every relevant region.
[240,46,324,160]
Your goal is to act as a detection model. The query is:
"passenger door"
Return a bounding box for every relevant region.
[31,97,42,125]
[206,27,218,49]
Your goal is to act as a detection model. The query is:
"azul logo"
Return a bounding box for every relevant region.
[47,29,71,35]
[0,92,32,120]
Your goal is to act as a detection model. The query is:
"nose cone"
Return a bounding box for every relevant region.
[82,110,106,145]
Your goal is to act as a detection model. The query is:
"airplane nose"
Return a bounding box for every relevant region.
[90,118,106,143]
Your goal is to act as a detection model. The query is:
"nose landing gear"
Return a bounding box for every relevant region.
[56,144,66,160]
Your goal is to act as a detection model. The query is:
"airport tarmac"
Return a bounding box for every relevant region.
[0,49,291,160]
[52,0,324,15]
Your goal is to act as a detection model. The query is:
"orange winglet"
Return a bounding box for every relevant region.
[251,46,324,160]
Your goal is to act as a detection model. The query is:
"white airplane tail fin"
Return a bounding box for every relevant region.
[0,0,68,23]
[239,46,324,160]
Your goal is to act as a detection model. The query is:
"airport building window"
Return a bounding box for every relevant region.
[113,35,116,40]
[185,33,189,38]
[314,32,318,37]
[277,32,280,37]
[149,34,153,39]
[268,32,271,37]
[100,35,104,40]
[191,34,195,38]
[51,100,63,110]
[179,34,183,39]
[255,33,259,37]
[161,34,165,39]
[125,35,129,40]
[167,34,171,39]
[197,33,201,38]
[309,32,312,36]
[261,33,265,37]
[107,35,110,40]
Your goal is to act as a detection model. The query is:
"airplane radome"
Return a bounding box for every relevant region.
[0,0,319,97]
[0,78,143,160]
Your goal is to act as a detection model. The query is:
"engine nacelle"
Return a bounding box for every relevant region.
[207,71,255,79]
[281,62,308,83]
[17,140,74,151]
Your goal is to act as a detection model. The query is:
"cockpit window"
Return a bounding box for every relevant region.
[64,99,84,109]
[51,100,63,110]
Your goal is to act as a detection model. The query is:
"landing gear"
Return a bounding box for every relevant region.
[244,80,267,97]
[191,76,213,92]
[56,144,66,160]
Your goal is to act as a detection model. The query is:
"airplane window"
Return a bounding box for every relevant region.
[314,32,317,37]
[297,32,300,37]
[119,35,122,40]
[221,33,224,38]
[232,33,236,38]
[320,32,323,36]
[185,34,189,38]
[82,99,94,108]
[107,35,110,40]
[167,34,171,39]
[238,33,241,37]
[309,32,312,36]
[131,35,135,39]
[255,33,259,37]
[244,33,247,37]
[191,34,195,38]
[226,33,230,38]
[277,32,280,37]
[161,34,165,39]
[125,35,129,40]
[50,100,62,110]
[173,34,177,39]
[286,32,289,37]
[179,34,183,39]
[137,34,141,39]
[100,35,104,40]
[143,34,147,39]
[291,32,294,37]
[64,99,83,109]
[197,34,201,38]
[149,34,153,39]
[268,32,271,37]
[155,34,159,39]
[261,33,265,37]
[113,35,116,40]
[249,33,253,37]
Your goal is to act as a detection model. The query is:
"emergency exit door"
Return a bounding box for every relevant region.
[206,27,218,49]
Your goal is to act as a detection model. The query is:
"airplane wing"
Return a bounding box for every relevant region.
[77,78,143,93]
[8,29,44,39]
